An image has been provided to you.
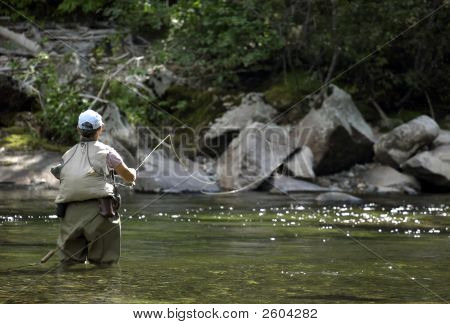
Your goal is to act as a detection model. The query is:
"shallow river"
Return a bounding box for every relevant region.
[0,187,449,303]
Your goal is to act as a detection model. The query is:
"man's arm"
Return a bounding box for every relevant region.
[114,163,136,184]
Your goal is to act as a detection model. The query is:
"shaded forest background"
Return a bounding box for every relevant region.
[1,0,449,146]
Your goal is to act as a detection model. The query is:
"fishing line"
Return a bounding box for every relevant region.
[2,174,199,304]
[116,133,217,190]
[2,0,447,197]
[265,179,449,303]
[136,134,171,171]
[262,1,449,128]
[1,0,448,302]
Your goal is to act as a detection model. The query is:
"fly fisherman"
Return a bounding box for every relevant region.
[51,109,136,266]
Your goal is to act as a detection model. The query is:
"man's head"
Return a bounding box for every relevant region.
[77,109,104,140]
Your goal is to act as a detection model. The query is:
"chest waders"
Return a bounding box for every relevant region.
[43,141,121,263]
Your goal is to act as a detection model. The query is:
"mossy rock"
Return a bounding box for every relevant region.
[263,70,321,124]
[163,85,229,129]
[394,109,427,123]
[0,131,68,153]
[264,71,321,110]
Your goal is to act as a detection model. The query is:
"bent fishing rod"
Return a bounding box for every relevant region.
[40,134,179,264]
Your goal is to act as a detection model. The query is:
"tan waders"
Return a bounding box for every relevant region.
[57,200,121,265]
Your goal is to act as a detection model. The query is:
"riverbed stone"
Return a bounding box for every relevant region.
[135,150,219,193]
[268,174,329,193]
[401,145,450,189]
[362,164,421,194]
[217,122,295,190]
[374,115,439,168]
[315,192,362,203]
[292,85,375,175]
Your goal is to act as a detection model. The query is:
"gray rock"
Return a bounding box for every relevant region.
[205,93,277,139]
[99,103,137,166]
[292,85,375,175]
[432,130,450,148]
[0,150,61,188]
[217,122,295,190]
[402,145,450,188]
[374,115,439,168]
[268,174,330,193]
[135,150,219,193]
[285,146,315,179]
[204,93,277,156]
[146,65,183,98]
[362,164,421,194]
[56,52,90,84]
[315,192,362,203]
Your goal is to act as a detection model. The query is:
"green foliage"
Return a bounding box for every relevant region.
[1,0,170,33]
[166,0,284,85]
[14,53,90,143]
[161,85,227,128]
[0,128,68,152]
[107,80,155,125]
[3,0,449,130]
[264,71,322,111]
[309,0,450,112]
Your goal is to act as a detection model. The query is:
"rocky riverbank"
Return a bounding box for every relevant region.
[1,23,450,200]
[2,84,450,200]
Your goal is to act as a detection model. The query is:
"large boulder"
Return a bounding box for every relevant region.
[203,93,277,157]
[268,174,329,193]
[134,150,219,193]
[362,164,421,194]
[374,115,439,168]
[217,122,295,190]
[401,145,450,189]
[99,103,137,166]
[432,130,450,148]
[292,85,375,175]
[285,146,315,179]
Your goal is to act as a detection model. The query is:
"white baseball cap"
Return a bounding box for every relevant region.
[78,109,104,130]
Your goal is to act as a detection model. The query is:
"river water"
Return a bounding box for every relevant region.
[0,187,449,303]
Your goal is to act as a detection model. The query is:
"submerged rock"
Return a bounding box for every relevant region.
[362,164,421,194]
[402,145,450,189]
[315,192,362,203]
[217,122,295,190]
[268,174,329,193]
[292,85,375,175]
[374,115,439,168]
[135,150,219,193]
[204,93,277,157]
[285,146,315,179]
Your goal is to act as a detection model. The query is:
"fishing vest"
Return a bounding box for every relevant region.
[55,140,115,204]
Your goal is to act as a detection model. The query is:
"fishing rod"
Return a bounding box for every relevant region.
[40,134,214,264]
